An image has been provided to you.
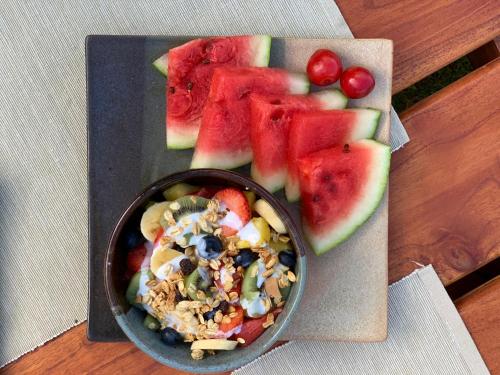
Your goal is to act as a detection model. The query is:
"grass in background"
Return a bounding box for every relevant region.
[392,56,473,113]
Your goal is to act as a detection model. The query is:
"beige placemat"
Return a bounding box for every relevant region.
[234,266,490,375]
[0,0,408,367]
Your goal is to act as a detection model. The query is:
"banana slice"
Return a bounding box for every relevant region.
[140,201,170,242]
[237,217,270,248]
[191,339,238,351]
[254,199,287,234]
[150,247,185,278]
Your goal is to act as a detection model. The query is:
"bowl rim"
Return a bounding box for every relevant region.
[104,168,307,373]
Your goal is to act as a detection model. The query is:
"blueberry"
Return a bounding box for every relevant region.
[203,309,217,321]
[278,250,296,268]
[202,301,230,321]
[123,228,144,250]
[234,249,258,268]
[198,235,223,259]
[160,327,182,346]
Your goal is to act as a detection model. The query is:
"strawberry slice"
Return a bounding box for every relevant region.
[219,306,244,333]
[126,244,147,274]
[214,188,251,236]
[234,308,282,346]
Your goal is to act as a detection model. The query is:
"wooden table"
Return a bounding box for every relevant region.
[3,1,499,374]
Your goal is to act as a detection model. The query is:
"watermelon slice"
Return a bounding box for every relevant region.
[249,90,347,192]
[285,108,381,202]
[164,35,272,149]
[298,140,391,255]
[191,67,309,170]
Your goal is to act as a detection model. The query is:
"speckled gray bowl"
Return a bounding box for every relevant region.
[105,169,307,373]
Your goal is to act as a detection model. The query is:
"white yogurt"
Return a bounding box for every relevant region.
[241,291,270,318]
[219,205,244,231]
[155,254,189,280]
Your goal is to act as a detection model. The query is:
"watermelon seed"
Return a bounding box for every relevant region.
[270,99,282,105]
[312,194,321,202]
[187,82,193,91]
[270,109,284,122]
[169,87,176,94]
[343,144,350,153]
[202,59,210,64]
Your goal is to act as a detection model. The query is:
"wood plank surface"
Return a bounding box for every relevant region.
[336,0,500,92]
[456,277,500,374]
[388,58,500,285]
[0,323,211,375]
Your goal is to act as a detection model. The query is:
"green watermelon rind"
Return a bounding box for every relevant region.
[304,140,391,255]
[288,73,310,94]
[190,149,253,170]
[285,108,383,202]
[251,162,286,193]
[152,53,169,77]
[312,89,348,109]
[250,35,272,66]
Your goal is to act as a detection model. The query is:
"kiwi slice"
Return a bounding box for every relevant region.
[163,183,199,201]
[171,196,210,221]
[126,270,154,308]
[269,240,292,253]
[184,268,211,301]
[243,190,256,208]
[143,314,161,331]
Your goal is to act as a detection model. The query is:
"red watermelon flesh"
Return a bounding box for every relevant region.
[285,108,381,202]
[166,36,271,149]
[191,67,309,170]
[298,140,391,255]
[249,90,347,192]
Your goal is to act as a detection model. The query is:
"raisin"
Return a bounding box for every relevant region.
[180,258,196,275]
[175,289,185,302]
[218,301,229,314]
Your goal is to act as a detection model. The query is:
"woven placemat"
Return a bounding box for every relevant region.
[233,266,489,375]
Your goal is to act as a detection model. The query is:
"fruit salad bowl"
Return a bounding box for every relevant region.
[104,169,307,373]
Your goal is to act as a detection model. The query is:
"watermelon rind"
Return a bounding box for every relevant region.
[285,108,382,202]
[251,162,286,193]
[190,149,253,170]
[250,35,272,67]
[312,89,348,109]
[350,108,381,140]
[152,53,168,77]
[166,122,199,149]
[288,73,310,94]
[303,139,391,255]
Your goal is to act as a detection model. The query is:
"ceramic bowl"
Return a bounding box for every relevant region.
[105,169,307,373]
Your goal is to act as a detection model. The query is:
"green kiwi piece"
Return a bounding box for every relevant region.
[184,268,210,301]
[143,314,161,331]
[163,183,199,201]
[171,196,210,221]
[126,270,154,308]
[269,240,292,253]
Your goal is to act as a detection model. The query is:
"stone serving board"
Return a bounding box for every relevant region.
[87,35,392,341]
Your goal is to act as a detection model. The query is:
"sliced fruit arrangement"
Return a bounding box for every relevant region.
[249,90,347,192]
[162,35,272,149]
[190,67,309,169]
[298,140,390,254]
[286,108,381,202]
[123,183,298,360]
